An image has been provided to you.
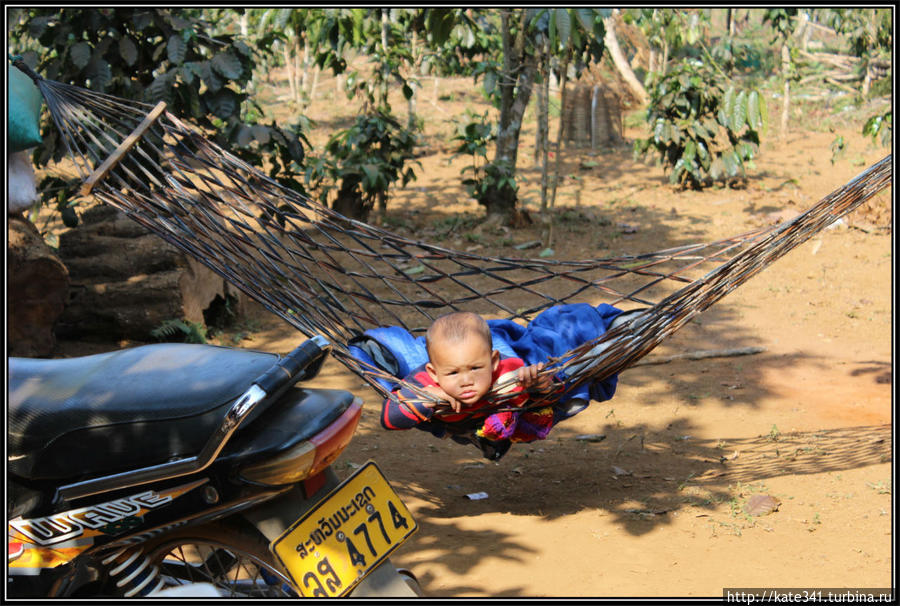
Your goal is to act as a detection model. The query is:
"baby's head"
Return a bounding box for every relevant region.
[425,312,499,406]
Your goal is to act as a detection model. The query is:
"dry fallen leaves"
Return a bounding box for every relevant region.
[744,494,781,516]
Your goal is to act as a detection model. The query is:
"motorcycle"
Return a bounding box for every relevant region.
[7,335,422,598]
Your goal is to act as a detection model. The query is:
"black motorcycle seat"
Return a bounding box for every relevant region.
[8,343,279,481]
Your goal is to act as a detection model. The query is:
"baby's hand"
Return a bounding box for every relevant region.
[422,384,463,413]
[517,362,552,391]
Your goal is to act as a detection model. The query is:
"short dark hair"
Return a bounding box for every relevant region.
[426,312,492,358]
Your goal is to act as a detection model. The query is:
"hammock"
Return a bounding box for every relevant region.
[18,60,892,425]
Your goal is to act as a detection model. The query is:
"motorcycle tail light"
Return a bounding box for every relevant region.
[238,398,362,487]
[306,398,362,478]
[239,441,317,486]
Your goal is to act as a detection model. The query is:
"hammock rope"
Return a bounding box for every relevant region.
[20,61,892,418]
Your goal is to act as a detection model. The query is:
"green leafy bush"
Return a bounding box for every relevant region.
[634,58,768,190]
[11,8,308,215]
[307,109,419,221]
[862,111,892,148]
[450,110,517,207]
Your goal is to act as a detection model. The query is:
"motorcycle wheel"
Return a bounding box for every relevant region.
[137,517,297,598]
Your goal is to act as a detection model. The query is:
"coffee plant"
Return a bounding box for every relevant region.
[306,109,419,222]
[10,8,309,216]
[634,58,767,189]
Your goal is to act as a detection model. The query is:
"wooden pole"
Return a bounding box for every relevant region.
[80,101,167,197]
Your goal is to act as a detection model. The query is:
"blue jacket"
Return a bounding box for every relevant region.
[349,303,623,411]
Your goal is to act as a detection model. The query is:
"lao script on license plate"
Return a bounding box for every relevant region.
[270,460,417,597]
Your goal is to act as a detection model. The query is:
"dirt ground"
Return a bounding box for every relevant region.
[50,72,892,598]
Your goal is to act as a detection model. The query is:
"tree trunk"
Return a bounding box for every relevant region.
[798,11,812,52]
[283,42,297,105]
[534,40,548,166]
[380,10,390,108]
[498,11,515,143]
[862,60,872,98]
[311,65,320,101]
[300,37,311,107]
[604,9,649,105]
[8,215,69,357]
[546,50,572,249]
[482,10,537,220]
[537,39,551,217]
[489,57,537,218]
[408,30,420,132]
[781,43,790,139]
[293,37,303,106]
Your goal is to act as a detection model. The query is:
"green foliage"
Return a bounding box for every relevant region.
[449,110,516,208]
[528,8,608,59]
[823,8,892,59]
[467,161,518,210]
[458,9,608,216]
[762,8,799,42]
[709,37,764,75]
[300,8,423,111]
[862,111,892,148]
[425,10,499,78]
[307,109,419,221]
[450,110,495,163]
[150,318,208,344]
[633,58,767,189]
[623,8,705,68]
[10,8,309,210]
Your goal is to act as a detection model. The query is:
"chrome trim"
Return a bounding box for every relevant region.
[310,334,332,353]
[55,385,268,504]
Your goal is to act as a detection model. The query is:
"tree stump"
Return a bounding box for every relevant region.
[54,204,242,341]
[8,215,70,357]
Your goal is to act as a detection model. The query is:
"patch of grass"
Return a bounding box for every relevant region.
[708,519,744,537]
[226,317,263,344]
[866,480,891,495]
[677,472,696,491]
[383,215,413,230]
[150,318,208,344]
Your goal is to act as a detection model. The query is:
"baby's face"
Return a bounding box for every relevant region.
[426,337,499,407]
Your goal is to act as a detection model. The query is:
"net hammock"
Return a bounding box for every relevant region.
[18,60,892,426]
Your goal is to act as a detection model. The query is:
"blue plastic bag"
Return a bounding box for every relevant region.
[9,64,43,152]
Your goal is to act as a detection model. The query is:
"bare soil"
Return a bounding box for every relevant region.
[53,73,893,598]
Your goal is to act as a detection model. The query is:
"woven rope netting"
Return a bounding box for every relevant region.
[28,67,893,414]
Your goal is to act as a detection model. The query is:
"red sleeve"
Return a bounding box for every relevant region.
[491,357,529,407]
[381,368,436,430]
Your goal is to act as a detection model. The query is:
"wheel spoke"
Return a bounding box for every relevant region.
[149,539,295,597]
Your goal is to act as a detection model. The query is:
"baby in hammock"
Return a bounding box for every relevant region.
[381,311,564,459]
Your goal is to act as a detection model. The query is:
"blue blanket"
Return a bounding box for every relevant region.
[348,303,623,410]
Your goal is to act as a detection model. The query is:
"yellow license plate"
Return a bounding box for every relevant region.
[270,461,417,597]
